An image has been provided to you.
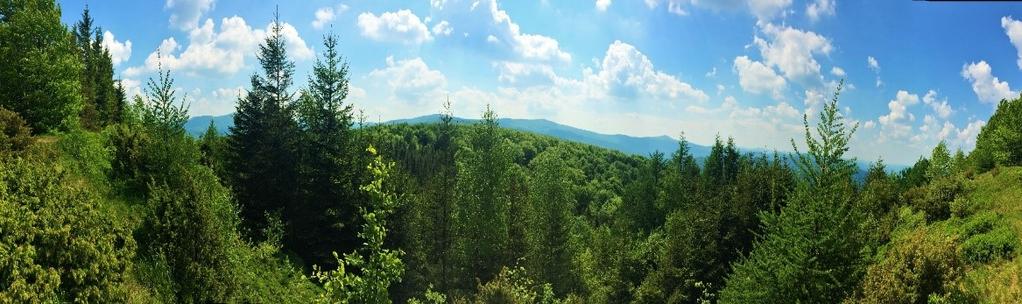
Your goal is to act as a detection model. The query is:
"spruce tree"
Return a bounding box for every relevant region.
[227,11,300,239]
[720,81,864,303]
[526,147,579,296]
[292,32,365,268]
[0,0,83,133]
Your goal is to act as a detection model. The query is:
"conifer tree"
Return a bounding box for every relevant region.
[720,81,863,303]
[291,32,365,268]
[926,140,952,181]
[227,11,300,239]
[0,0,83,133]
[526,147,580,296]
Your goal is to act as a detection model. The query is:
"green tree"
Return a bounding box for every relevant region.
[291,32,367,269]
[973,94,1022,170]
[314,146,404,303]
[525,147,580,296]
[227,11,301,239]
[720,81,864,303]
[72,6,121,129]
[457,105,514,285]
[926,141,952,181]
[0,0,83,133]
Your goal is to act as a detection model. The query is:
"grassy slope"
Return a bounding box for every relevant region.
[961,167,1022,301]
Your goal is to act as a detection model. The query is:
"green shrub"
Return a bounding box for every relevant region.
[911,177,965,222]
[0,157,135,302]
[471,266,557,304]
[57,130,112,187]
[0,106,32,154]
[962,225,1018,264]
[855,228,964,304]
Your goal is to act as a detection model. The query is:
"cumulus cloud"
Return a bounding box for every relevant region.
[126,16,312,77]
[596,0,612,11]
[165,0,215,30]
[102,31,132,66]
[586,41,708,103]
[753,23,833,82]
[1002,16,1022,70]
[431,20,453,36]
[806,0,835,22]
[733,56,786,100]
[487,0,572,62]
[358,10,433,44]
[312,4,349,30]
[494,61,560,86]
[367,56,447,103]
[830,66,845,77]
[878,90,919,141]
[922,90,953,119]
[190,86,245,116]
[962,61,1016,104]
[867,56,882,87]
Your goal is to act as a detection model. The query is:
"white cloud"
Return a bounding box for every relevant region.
[705,67,717,78]
[806,0,835,22]
[487,0,572,62]
[312,4,349,30]
[753,23,833,82]
[367,56,447,103]
[733,55,786,99]
[431,20,453,36]
[1002,16,1022,70]
[877,90,919,140]
[830,66,845,77]
[431,0,447,9]
[190,86,245,116]
[867,56,880,71]
[596,0,612,11]
[165,0,215,30]
[863,120,875,129]
[487,35,499,43]
[922,90,953,119]
[588,40,709,103]
[494,61,560,86]
[357,10,433,44]
[126,16,312,76]
[102,31,132,66]
[962,61,1016,104]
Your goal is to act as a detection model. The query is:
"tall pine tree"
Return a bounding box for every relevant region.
[227,11,300,240]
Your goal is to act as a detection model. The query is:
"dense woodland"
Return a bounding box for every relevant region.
[4,1,1022,303]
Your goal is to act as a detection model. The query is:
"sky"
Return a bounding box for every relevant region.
[57,0,1022,164]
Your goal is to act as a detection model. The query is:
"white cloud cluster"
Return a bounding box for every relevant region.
[830,66,845,77]
[165,0,215,30]
[961,61,1016,104]
[189,86,245,116]
[588,41,708,103]
[487,0,572,63]
[431,20,453,36]
[312,4,349,30]
[867,56,882,87]
[102,31,132,66]
[752,23,833,82]
[877,90,919,140]
[922,90,952,119]
[733,55,786,99]
[358,10,433,44]
[367,56,448,103]
[596,0,612,12]
[806,0,835,22]
[1002,16,1022,70]
[126,16,313,77]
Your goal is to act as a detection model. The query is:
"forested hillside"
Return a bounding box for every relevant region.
[4,1,1022,303]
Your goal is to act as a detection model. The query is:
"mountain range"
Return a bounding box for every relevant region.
[185,114,907,173]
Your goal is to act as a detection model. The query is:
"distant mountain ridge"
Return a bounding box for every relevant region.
[184,113,907,173]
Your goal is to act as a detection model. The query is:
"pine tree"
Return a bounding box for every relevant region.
[72,7,120,129]
[720,80,863,303]
[0,0,84,133]
[457,105,513,285]
[227,10,300,239]
[526,147,580,296]
[291,32,365,268]
[140,56,189,136]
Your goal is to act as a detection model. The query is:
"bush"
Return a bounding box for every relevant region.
[0,157,135,302]
[57,130,112,188]
[471,266,557,304]
[855,228,965,304]
[961,225,1018,264]
[0,106,32,154]
[911,177,965,222]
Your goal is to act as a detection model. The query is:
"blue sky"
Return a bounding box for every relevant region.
[58,0,1022,164]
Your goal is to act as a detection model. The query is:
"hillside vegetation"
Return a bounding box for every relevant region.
[3,1,1022,303]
